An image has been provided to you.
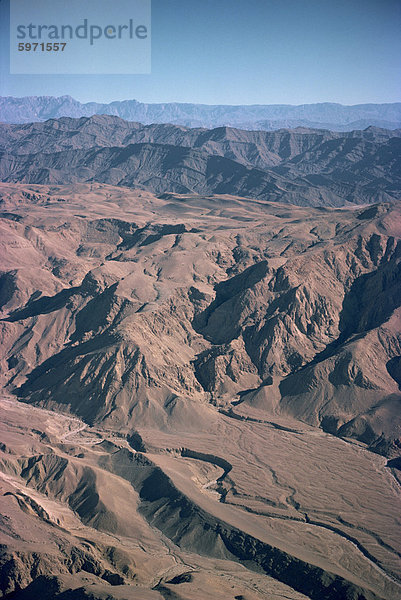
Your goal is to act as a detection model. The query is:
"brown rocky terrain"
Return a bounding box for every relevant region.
[0,179,400,599]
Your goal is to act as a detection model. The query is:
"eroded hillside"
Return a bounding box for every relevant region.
[0,182,400,599]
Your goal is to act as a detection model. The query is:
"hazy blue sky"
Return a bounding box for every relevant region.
[1,0,400,104]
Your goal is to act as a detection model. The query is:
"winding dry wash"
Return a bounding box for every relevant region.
[0,116,401,600]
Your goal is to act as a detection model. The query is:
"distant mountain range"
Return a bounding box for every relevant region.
[1,95,401,130]
[0,115,400,207]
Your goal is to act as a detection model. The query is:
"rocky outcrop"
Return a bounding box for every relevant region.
[1,185,400,453]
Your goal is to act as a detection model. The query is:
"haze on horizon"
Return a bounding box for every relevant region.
[0,0,400,106]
